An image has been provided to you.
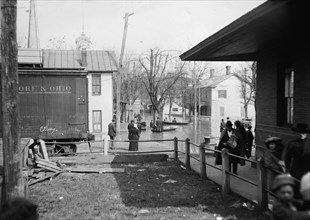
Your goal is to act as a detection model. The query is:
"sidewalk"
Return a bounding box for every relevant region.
[179,155,259,203]
[75,140,273,207]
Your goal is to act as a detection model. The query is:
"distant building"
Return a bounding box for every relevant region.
[199,67,255,121]
[163,102,188,116]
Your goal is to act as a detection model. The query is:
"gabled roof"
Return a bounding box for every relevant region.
[199,74,236,88]
[42,50,118,72]
[180,0,309,61]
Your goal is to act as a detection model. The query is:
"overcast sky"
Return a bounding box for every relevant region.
[17,0,265,56]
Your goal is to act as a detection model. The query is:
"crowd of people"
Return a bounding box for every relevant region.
[215,118,254,174]
[216,118,310,219]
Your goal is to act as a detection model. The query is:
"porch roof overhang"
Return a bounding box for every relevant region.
[180,0,310,61]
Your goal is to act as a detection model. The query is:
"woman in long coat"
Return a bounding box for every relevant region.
[129,123,140,151]
[215,120,241,174]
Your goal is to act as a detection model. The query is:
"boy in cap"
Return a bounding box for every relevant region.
[271,174,310,220]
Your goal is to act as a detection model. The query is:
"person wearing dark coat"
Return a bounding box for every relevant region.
[108,119,116,149]
[284,123,310,180]
[215,120,240,174]
[127,119,135,149]
[245,125,254,158]
[128,123,140,151]
[234,120,246,166]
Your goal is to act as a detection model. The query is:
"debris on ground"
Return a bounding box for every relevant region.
[159,174,168,177]
[25,139,65,186]
[163,179,177,183]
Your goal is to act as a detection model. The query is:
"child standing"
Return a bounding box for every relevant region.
[264,137,286,189]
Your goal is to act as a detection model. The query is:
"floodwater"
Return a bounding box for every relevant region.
[118,113,224,146]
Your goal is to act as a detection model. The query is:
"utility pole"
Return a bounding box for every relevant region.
[116,12,134,133]
[1,0,24,201]
[27,0,40,48]
[193,62,197,124]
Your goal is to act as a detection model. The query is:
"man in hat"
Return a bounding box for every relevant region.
[284,123,310,180]
[108,119,116,150]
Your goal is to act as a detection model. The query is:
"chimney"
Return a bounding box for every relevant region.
[81,48,87,67]
[226,66,231,75]
[210,69,215,78]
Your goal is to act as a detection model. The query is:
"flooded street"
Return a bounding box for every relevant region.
[118,113,224,146]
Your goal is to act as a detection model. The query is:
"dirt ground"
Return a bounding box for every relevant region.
[29,160,269,220]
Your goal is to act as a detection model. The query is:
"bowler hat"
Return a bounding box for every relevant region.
[271,174,296,193]
[291,123,310,133]
[225,121,233,128]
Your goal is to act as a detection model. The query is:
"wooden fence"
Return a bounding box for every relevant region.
[28,136,300,210]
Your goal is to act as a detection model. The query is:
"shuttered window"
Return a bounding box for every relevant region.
[218,90,227,98]
[92,75,101,95]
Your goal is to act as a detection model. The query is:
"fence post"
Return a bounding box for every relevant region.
[257,157,268,209]
[199,144,207,179]
[185,138,190,169]
[103,137,108,156]
[174,137,178,161]
[221,148,230,193]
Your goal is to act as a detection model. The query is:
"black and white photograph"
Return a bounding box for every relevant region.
[1,0,310,219]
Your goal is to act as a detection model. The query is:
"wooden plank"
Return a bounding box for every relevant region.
[38,139,49,161]
[66,167,124,173]
[36,162,62,173]
[29,170,64,186]
[36,157,57,167]
[36,160,61,171]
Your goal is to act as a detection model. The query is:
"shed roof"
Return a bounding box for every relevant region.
[180,0,310,61]
[42,50,118,72]
[199,74,235,88]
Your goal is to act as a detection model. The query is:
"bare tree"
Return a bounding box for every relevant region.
[184,61,209,120]
[121,55,145,122]
[237,62,257,118]
[45,36,74,50]
[139,48,185,121]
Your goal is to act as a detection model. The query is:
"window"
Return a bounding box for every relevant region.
[285,68,294,124]
[277,66,294,126]
[218,90,227,98]
[220,106,225,117]
[92,75,101,95]
[172,108,178,112]
[92,110,102,132]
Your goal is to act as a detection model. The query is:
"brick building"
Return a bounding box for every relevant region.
[180,0,310,157]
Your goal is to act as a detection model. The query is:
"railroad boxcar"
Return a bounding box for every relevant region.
[1,69,90,154]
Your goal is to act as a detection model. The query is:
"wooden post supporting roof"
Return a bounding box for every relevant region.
[1,0,24,201]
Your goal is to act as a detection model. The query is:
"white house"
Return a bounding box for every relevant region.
[199,67,255,121]
[163,102,189,117]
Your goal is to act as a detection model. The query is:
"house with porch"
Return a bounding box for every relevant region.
[180,0,310,157]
